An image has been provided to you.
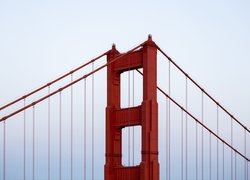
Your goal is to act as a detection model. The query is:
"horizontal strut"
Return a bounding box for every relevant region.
[115,106,141,128]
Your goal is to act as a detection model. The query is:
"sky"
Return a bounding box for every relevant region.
[0,0,250,179]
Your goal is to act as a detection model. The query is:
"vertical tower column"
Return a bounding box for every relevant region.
[105,45,121,180]
[140,36,159,180]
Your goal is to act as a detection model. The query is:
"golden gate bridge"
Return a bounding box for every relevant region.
[0,35,249,179]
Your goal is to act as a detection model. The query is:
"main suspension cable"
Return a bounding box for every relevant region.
[135,69,249,162]
[0,43,144,123]
[0,52,108,111]
[156,45,250,134]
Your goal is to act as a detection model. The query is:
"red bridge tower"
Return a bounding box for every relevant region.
[105,36,159,180]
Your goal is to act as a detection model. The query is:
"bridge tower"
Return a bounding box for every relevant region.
[105,35,159,180]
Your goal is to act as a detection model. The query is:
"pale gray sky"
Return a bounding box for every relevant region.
[0,0,249,179]
[1,0,249,125]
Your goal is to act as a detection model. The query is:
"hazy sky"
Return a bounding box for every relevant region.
[0,0,249,179]
[1,0,249,126]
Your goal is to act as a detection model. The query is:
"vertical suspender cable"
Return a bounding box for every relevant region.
[166,97,168,179]
[196,114,198,180]
[128,71,130,166]
[217,105,219,180]
[244,129,246,180]
[3,117,6,180]
[48,87,50,180]
[181,109,183,180]
[92,62,95,180]
[247,161,249,180]
[235,152,237,180]
[132,70,135,166]
[24,99,26,180]
[210,132,211,180]
[59,92,62,180]
[166,96,168,179]
[168,60,171,180]
[84,79,86,180]
[223,143,224,180]
[202,92,204,180]
[247,160,249,180]
[71,74,73,180]
[231,118,233,180]
[33,105,35,180]
[185,76,188,180]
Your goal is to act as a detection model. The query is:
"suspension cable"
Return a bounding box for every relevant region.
[0,43,144,123]
[0,52,108,112]
[92,62,95,180]
[48,86,50,180]
[71,74,73,180]
[135,69,250,162]
[23,99,26,180]
[158,87,250,161]
[156,45,250,133]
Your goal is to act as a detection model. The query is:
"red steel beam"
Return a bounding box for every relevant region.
[115,106,141,127]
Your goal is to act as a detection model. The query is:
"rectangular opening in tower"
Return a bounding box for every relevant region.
[122,125,141,166]
[120,69,142,108]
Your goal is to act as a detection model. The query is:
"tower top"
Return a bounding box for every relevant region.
[148,34,152,41]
